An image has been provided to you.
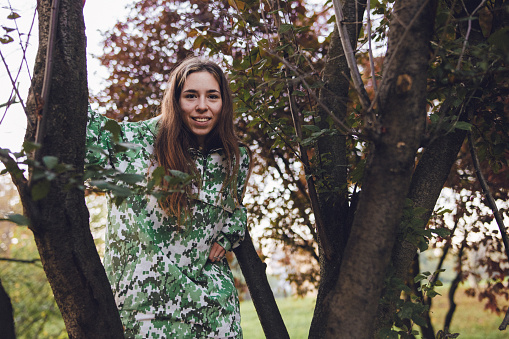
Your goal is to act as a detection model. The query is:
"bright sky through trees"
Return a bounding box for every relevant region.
[0,0,131,151]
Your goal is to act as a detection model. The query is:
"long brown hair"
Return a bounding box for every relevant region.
[154,56,241,218]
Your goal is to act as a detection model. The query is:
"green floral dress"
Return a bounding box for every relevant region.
[85,108,250,338]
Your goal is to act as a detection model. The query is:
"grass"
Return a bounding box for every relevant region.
[428,285,506,339]
[240,296,315,339]
[240,286,508,338]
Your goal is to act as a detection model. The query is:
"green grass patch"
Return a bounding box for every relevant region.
[240,297,315,339]
[240,287,509,338]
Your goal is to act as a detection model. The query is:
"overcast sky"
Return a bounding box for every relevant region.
[0,0,131,151]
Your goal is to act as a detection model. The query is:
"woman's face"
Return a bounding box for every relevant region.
[179,71,222,147]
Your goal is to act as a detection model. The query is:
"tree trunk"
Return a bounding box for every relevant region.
[309,0,366,336]
[323,0,437,337]
[0,278,16,339]
[234,230,289,338]
[374,0,489,333]
[19,0,124,337]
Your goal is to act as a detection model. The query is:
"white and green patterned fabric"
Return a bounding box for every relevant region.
[85,108,249,338]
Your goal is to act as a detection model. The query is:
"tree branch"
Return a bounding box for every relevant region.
[468,132,509,259]
[0,50,28,116]
[468,132,509,331]
[34,0,60,161]
[286,80,335,261]
[331,0,371,111]
[0,257,41,265]
[234,230,289,338]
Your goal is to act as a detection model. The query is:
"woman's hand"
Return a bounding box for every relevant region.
[209,242,226,263]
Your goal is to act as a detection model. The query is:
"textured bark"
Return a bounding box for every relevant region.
[374,1,488,334]
[374,127,467,335]
[20,0,124,337]
[323,0,437,337]
[0,278,16,339]
[234,230,289,339]
[309,0,366,334]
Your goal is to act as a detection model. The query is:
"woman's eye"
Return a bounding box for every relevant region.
[185,94,197,99]
[209,94,220,100]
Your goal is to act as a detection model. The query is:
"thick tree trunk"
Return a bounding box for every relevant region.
[234,230,289,338]
[19,0,124,337]
[323,0,437,337]
[374,1,488,334]
[374,126,467,335]
[0,278,16,339]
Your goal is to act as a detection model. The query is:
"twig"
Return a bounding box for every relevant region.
[331,0,371,111]
[468,132,509,259]
[468,132,509,331]
[456,0,487,70]
[366,0,378,93]
[286,78,335,261]
[34,0,60,160]
[0,50,28,115]
[0,257,41,265]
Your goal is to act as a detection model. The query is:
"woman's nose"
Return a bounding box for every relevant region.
[196,97,207,111]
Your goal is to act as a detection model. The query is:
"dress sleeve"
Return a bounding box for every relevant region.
[85,106,116,168]
[215,147,251,251]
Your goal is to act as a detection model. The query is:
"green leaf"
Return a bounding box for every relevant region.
[22,141,41,153]
[104,119,122,142]
[2,26,15,33]
[278,24,293,34]
[378,328,399,339]
[31,180,50,201]
[0,35,13,44]
[302,125,321,133]
[414,273,427,283]
[431,227,451,238]
[7,12,20,20]
[115,173,145,184]
[4,214,30,226]
[454,121,472,131]
[43,156,59,170]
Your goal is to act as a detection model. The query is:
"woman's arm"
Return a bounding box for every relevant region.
[210,147,251,260]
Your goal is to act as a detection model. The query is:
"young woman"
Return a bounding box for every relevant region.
[86,57,251,338]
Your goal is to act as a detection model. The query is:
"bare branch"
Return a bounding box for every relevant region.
[0,257,41,265]
[332,0,371,111]
[468,132,509,263]
[0,50,28,115]
[34,0,61,160]
[456,0,487,70]
[366,0,378,94]
[285,78,335,261]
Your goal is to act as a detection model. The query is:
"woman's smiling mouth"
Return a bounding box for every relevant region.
[193,117,212,122]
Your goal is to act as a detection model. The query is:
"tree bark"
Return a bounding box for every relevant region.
[323,0,437,337]
[234,230,290,339]
[0,278,16,339]
[309,0,366,333]
[374,125,467,335]
[20,0,124,337]
[374,0,489,334]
